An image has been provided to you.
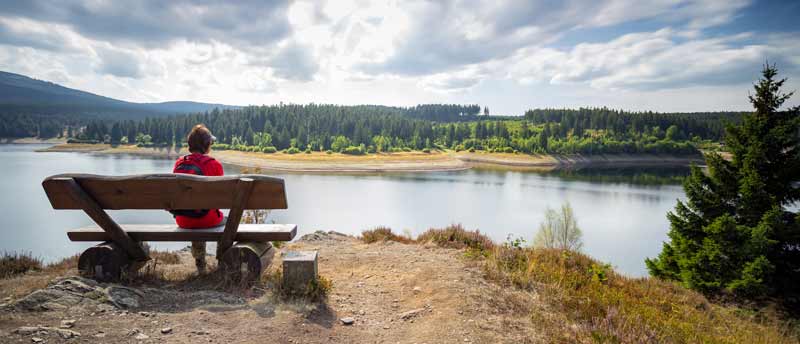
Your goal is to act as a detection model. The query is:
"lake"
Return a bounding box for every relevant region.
[0,144,688,276]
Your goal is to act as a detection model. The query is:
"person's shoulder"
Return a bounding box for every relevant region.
[204,155,223,168]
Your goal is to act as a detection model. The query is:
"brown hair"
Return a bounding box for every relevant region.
[187,124,214,154]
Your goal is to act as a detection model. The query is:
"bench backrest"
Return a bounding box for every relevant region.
[42,173,287,210]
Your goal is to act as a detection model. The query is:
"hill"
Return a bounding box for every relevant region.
[0,71,237,119]
[1,229,795,343]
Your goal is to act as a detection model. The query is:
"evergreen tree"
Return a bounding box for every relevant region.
[646,65,800,300]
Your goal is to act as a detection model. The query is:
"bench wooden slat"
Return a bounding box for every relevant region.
[67,224,297,242]
[42,174,288,210]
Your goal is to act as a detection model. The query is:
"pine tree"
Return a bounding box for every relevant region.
[646,64,800,299]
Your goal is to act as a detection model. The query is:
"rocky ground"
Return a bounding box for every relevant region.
[0,232,541,343]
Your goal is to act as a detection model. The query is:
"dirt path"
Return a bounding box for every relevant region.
[0,232,541,343]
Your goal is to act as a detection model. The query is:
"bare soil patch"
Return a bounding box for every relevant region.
[0,232,541,343]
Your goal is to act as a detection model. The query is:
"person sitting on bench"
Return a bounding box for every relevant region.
[170,124,224,272]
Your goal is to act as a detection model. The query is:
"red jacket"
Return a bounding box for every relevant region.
[172,153,225,229]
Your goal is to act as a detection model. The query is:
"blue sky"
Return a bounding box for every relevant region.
[0,0,798,115]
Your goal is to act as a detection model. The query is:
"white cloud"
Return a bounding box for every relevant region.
[0,0,797,114]
[503,29,776,90]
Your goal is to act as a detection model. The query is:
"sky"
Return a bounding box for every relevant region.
[0,0,798,115]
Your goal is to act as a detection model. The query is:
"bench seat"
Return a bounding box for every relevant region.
[68,223,297,242]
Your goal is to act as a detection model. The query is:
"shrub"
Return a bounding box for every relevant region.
[151,250,181,265]
[402,147,412,152]
[422,148,431,153]
[325,150,333,154]
[261,146,277,153]
[417,224,495,251]
[360,226,413,244]
[342,146,365,155]
[533,202,583,251]
[262,270,332,302]
[468,147,476,153]
[304,148,312,154]
[0,251,42,278]
[286,147,301,154]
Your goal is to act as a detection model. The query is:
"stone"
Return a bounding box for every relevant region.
[94,332,106,338]
[161,327,173,334]
[106,286,143,309]
[399,308,425,320]
[15,327,41,335]
[340,317,355,325]
[138,311,154,317]
[13,277,108,312]
[135,333,150,340]
[31,337,44,343]
[60,319,77,329]
[282,251,319,292]
[413,286,422,293]
[56,329,81,339]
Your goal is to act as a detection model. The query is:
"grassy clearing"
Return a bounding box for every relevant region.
[360,226,799,343]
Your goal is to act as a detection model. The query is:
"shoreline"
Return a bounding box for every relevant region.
[37,143,705,173]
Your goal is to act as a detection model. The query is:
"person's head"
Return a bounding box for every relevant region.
[187,124,215,154]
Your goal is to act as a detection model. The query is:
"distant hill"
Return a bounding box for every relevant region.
[0,71,238,118]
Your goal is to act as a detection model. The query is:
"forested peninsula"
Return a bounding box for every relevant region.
[17,105,744,159]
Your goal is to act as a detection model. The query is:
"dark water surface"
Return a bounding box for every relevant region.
[0,144,688,276]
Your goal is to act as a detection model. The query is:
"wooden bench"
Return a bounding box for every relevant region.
[41,173,297,282]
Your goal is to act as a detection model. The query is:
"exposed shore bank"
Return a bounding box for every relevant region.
[38,143,705,173]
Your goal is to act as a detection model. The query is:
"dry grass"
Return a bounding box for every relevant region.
[150,250,181,265]
[487,247,798,343]
[360,226,414,244]
[360,224,494,251]
[0,251,43,278]
[416,224,495,251]
[261,269,333,302]
[360,227,799,343]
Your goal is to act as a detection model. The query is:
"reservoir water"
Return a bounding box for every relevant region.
[0,144,688,276]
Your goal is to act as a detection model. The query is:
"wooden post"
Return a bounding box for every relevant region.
[282,251,319,292]
[59,178,149,261]
[220,241,274,284]
[216,178,254,258]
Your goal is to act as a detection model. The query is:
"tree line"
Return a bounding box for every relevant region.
[3,102,745,155]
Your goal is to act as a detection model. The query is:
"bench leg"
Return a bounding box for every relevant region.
[219,241,274,284]
[78,242,147,282]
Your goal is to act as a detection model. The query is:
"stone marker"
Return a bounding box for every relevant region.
[282,251,318,291]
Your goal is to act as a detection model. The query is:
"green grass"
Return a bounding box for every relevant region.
[360,226,799,343]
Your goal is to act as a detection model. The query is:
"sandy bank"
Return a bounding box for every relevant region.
[38,143,704,172]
